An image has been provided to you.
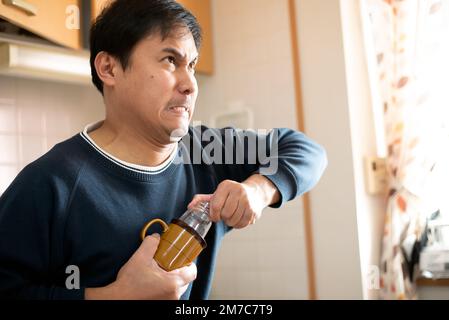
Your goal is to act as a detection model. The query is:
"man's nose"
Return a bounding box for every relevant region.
[177,70,197,96]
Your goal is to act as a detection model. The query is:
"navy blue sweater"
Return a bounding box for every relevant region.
[0,126,327,300]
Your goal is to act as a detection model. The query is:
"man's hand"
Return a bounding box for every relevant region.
[188,174,280,229]
[85,234,197,300]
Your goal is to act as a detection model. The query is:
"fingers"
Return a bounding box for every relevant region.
[226,198,245,227]
[210,187,230,222]
[220,191,240,224]
[189,180,260,229]
[188,194,213,209]
[171,262,198,287]
[234,207,254,229]
[151,233,160,240]
[140,233,160,259]
[160,263,197,300]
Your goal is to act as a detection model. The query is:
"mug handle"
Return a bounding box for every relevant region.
[140,218,169,241]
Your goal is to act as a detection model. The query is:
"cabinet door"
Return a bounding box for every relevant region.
[0,0,81,49]
[91,0,213,74]
[91,0,108,20]
[177,0,213,74]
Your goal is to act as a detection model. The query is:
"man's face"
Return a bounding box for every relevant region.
[111,28,199,143]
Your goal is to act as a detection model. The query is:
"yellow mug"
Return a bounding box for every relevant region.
[140,218,206,271]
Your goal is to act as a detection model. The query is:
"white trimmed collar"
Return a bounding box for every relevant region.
[80,121,178,175]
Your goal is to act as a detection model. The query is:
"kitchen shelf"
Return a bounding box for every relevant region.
[416,278,449,286]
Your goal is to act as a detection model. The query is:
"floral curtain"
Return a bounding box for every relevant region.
[365,0,449,299]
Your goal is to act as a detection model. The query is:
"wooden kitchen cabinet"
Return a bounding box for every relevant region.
[0,0,82,49]
[90,0,108,19]
[178,0,213,74]
[91,0,213,74]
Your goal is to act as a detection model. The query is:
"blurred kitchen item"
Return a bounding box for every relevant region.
[419,212,449,279]
[0,33,90,84]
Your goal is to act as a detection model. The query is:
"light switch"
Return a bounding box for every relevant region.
[364,156,388,195]
[211,102,253,129]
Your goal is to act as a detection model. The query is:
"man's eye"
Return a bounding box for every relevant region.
[166,56,176,64]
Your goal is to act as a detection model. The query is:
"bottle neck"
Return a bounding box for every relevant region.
[179,201,212,238]
[197,202,210,216]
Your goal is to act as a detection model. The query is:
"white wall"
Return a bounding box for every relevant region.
[195,0,310,299]
[295,0,368,299]
[339,0,387,299]
[0,76,104,194]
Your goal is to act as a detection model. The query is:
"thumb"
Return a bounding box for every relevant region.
[188,194,213,209]
[141,233,160,258]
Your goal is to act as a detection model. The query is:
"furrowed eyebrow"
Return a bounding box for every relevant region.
[161,47,198,64]
[190,56,198,66]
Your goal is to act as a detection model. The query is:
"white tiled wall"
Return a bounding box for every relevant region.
[0,76,104,194]
[195,0,309,299]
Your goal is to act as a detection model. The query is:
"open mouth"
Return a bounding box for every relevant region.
[168,106,189,116]
[169,106,188,112]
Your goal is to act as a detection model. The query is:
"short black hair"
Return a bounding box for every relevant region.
[89,0,202,95]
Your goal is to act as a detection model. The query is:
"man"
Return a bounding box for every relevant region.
[0,0,327,300]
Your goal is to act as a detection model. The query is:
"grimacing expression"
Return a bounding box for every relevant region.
[112,29,199,142]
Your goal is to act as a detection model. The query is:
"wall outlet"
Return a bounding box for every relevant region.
[364,157,388,195]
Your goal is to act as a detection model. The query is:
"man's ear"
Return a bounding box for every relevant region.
[94,51,120,88]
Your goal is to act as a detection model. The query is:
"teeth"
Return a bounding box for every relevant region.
[170,106,187,111]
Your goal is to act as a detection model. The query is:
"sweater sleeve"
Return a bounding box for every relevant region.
[0,165,84,300]
[257,128,328,208]
[193,126,327,208]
